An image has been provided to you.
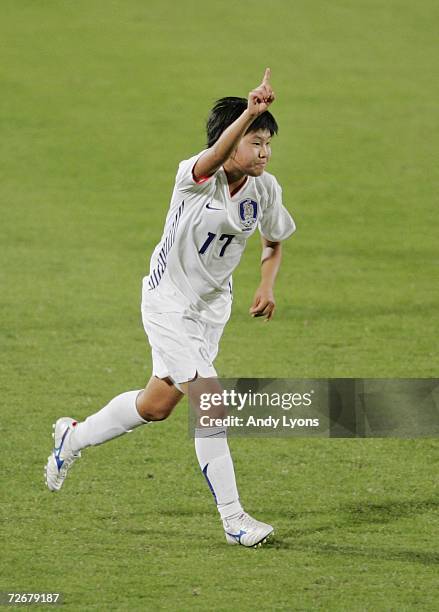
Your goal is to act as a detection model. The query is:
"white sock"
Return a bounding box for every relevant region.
[68,390,148,452]
[194,426,243,520]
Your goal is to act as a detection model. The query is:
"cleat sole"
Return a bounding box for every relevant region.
[252,532,273,548]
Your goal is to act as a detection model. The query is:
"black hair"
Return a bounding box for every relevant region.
[206,96,278,148]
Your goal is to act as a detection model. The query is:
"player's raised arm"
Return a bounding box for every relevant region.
[193,68,276,182]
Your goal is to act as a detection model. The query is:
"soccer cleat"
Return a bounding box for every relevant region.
[223,512,273,548]
[44,417,81,492]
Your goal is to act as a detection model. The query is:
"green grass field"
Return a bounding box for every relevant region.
[1,1,438,610]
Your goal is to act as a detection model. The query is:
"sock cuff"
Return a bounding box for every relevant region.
[219,500,243,520]
[133,390,149,424]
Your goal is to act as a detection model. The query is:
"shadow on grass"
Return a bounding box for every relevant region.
[271,541,439,566]
[275,498,437,533]
[271,498,438,565]
[341,499,438,525]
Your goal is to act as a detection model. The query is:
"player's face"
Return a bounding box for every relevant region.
[232,129,272,176]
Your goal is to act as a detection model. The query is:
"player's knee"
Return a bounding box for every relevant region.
[139,404,173,421]
[136,396,174,421]
[146,406,173,421]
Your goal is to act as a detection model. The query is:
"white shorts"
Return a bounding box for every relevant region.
[141,310,225,385]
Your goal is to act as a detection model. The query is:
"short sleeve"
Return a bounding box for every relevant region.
[175,150,218,193]
[258,177,296,241]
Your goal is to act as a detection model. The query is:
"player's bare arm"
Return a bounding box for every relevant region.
[193,68,276,182]
[249,236,282,321]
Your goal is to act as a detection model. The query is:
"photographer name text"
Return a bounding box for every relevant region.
[199,415,320,429]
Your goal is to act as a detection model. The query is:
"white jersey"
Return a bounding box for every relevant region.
[142,150,296,325]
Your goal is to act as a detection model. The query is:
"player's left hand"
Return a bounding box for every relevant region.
[249,285,276,321]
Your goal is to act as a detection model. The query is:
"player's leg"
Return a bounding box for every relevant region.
[69,375,183,450]
[183,375,273,547]
[181,324,244,521]
[181,375,241,511]
[136,376,184,421]
[44,376,183,492]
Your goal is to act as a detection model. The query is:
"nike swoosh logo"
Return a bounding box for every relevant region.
[55,454,64,470]
[205,430,226,437]
[206,203,222,210]
[226,529,247,543]
[54,426,70,470]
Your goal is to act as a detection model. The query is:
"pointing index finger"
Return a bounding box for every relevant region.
[262,67,271,84]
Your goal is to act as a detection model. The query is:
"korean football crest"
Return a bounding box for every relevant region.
[239,199,258,231]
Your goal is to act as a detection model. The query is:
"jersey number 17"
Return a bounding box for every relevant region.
[199,233,235,257]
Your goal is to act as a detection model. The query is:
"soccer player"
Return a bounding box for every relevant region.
[45,68,296,548]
